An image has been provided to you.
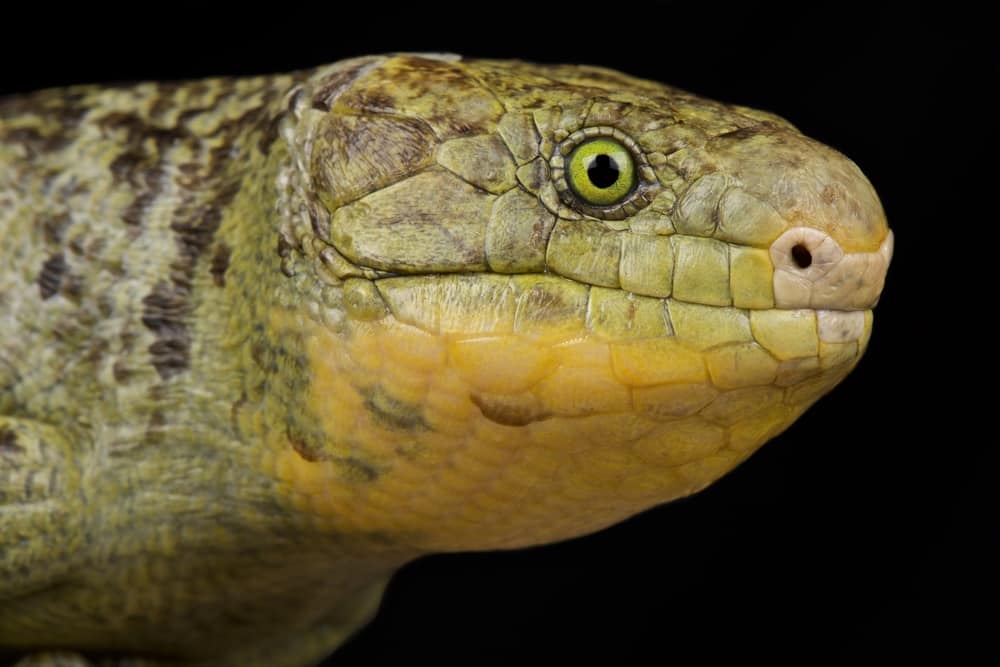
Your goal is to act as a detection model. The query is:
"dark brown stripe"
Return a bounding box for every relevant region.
[141,281,191,380]
[37,252,67,300]
[170,204,224,286]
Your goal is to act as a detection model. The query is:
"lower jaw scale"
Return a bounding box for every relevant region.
[276,273,873,550]
[324,273,876,420]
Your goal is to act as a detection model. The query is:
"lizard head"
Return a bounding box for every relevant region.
[264,54,892,552]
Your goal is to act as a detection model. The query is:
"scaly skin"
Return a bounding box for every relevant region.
[0,54,892,666]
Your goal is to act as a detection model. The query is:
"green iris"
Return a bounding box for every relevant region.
[566,138,636,206]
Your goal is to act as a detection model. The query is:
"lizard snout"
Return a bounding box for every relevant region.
[769,226,894,311]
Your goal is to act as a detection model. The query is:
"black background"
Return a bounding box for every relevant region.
[3,4,995,665]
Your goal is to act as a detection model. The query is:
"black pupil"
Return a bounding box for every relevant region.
[587,153,620,189]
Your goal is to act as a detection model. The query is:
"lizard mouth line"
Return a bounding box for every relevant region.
[355,272,870,347]
[322,272,873,401]
[331,227,893,320]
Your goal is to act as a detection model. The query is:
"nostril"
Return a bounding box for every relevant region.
[791,244,812,269]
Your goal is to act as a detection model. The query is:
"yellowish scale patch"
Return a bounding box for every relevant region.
[271,304,870,552]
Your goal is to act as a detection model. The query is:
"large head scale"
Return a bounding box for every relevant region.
[261,54,892,552]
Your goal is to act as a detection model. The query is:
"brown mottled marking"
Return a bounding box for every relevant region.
[145,410,167,445]
[471,394,552,427]
[37,253,67,300]
[96,293,114,318]
[111,360,132,385]
[82,338,109,365]
[338,456,380,483]
[60,273,84,302]
[169,197,226,284]
[96,111,191,150]
[0,427,22,455]
[83,237,107,260]
[109,149,155,185]
[141,282,191,380]
[210,242,232,287]
[23,471,36,500]
[363,386,429,431]
[287,424,325,463]
[1,127,73,157]
[120,191,156,228]
[37,212,71,245]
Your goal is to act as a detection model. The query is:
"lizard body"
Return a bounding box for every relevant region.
[0,54,891,666]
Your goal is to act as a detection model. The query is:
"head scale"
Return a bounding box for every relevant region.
[262,54,892,552]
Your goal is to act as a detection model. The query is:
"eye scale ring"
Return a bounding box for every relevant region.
[550,126,659,220]
[567,138,635,205]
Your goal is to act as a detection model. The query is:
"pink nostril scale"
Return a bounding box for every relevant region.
[791,244,813,269]
[770,226,892,310]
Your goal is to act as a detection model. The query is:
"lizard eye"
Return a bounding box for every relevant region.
[566,137,636,206]
[550,127,658,220]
